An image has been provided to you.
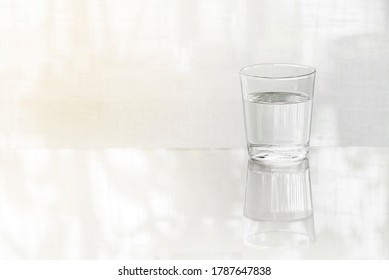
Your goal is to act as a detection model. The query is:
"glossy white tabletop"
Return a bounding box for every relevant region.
[0,147,387,259]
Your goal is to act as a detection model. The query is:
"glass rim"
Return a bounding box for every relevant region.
[239,63,316,79]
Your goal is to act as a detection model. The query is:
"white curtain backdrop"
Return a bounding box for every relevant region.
[0,0,388,148]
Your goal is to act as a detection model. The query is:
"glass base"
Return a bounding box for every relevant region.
[248,144,309,162]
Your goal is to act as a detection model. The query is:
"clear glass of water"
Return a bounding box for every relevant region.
[239,63,316,162]
[243,158,315,248]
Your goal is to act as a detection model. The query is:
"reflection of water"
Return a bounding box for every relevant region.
[243,159,315,248]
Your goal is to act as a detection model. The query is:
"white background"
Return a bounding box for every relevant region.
[0,0,388,263]
[0,0,388,148]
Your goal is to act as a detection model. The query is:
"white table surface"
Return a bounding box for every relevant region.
[0,147,387,259]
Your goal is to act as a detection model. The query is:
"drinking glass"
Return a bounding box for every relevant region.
[239,63,316,161]
[243,158,315,248]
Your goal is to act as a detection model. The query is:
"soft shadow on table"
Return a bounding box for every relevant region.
[243,158,316,249]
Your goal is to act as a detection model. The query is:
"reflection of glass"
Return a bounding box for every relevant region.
[243,158,315,248]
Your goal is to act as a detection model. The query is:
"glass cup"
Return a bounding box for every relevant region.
[239,63,316,162]
[243,158,315,248]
